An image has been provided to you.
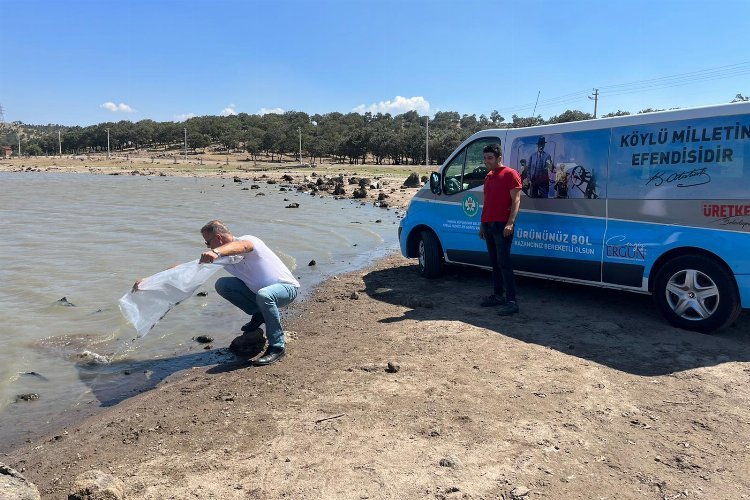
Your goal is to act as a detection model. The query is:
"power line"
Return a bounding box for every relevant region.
[599,61,750,91]
[494,61,750,116]
[600,66,750,98]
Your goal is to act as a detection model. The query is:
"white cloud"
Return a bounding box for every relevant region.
[174,113,196,122]
[353,95,430,115]
[100,101,136,113]
[258,107,284,116]
[221,104,237,116]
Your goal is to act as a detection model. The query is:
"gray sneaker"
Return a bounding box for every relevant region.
[497,301,519,316]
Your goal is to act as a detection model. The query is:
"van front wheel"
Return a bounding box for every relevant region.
[653,255,741,333]
[418,230,443,278]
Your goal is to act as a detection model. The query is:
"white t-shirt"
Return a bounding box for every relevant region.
[223,235,300,293]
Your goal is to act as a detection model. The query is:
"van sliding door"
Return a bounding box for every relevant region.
[508,130,609,282]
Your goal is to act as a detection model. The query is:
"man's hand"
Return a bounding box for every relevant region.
[200,249,219,264]
[503,223,514,237]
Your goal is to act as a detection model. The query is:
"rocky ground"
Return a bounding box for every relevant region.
[0,154,433,210]
[4,252,750,499]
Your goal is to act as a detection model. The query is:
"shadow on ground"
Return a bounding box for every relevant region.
[76,340,263,407]
[363,261,750,376]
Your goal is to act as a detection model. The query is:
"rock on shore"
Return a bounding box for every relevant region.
[0,462,41,500]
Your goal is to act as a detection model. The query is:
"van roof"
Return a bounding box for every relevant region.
[468,101,750,141]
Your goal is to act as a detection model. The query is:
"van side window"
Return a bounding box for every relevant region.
[464,139,499,189]
[443,137,502,195]
[443,149,466,195]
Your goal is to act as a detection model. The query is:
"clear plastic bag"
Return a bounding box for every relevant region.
[119,257,239,336]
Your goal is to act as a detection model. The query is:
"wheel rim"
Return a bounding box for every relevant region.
[665,269,720,321]
[418,239,425,270]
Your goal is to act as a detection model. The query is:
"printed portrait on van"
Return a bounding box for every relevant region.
[511,130,609,200]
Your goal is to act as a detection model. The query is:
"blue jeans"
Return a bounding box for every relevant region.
[215,278,298,349]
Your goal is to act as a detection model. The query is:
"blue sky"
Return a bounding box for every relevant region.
[2,0,750,126]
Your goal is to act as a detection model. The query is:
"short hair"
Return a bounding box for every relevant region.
[482,143,502,158]
[201,220,231,237]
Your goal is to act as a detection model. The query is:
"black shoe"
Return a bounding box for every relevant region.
[497,301,519,316]
[480,294,507,307]
[253,347,285,366]
[241,313,265,332]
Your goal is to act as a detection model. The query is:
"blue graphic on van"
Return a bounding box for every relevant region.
[513,214,599,259]
[609,114,750,199]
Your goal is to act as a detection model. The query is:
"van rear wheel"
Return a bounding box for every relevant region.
[653,255,741,333]
[418,230,443,278]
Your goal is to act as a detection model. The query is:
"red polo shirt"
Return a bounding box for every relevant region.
[481,165,522,223]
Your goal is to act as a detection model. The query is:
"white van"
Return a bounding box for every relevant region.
[398,102,750,333]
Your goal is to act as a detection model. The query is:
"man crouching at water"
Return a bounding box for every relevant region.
[200,220,300,366]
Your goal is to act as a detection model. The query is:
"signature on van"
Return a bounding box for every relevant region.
[645,167,711,187]
[713,216,750,229]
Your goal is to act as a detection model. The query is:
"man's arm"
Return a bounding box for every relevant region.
[200,238,254,263]
[504,188,522,237]
[134,239,256,291]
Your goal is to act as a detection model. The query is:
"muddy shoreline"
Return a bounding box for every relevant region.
[5,251,750,499]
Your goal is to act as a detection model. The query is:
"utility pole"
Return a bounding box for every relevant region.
[184,128,188,160]
[58,130,62,156]
[298,126,302,162]
[425,116,429,167]
[18,136,21,157]
[106,128,110,159]
[589,88,599,118]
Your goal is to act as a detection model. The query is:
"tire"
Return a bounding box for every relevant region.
[653,255,741,333]
[418,230,443,279]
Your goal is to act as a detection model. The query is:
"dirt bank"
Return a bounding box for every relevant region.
[5,253,750,499]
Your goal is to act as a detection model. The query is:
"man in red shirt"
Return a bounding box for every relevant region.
[479,143,522,315]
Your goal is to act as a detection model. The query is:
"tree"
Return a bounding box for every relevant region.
[601,110,631,118]
[133,119,157,149]
[25,143,43,156]
[637,108,664,114]
[511,114,544,128]
[490,110,505,127]
[459,114,479,133]
[244,126,264,160]
[547,109,594,124]
[190,133,211,152]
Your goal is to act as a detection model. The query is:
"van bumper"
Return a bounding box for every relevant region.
[736,274,750,309]
[398,220,408,257]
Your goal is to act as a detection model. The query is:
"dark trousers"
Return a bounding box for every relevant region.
[530,177,549,198]
[483,221,517,302]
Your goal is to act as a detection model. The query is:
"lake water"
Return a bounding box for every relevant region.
[0,172,400,452]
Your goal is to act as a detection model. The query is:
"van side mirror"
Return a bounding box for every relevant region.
[429,172,442,195]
